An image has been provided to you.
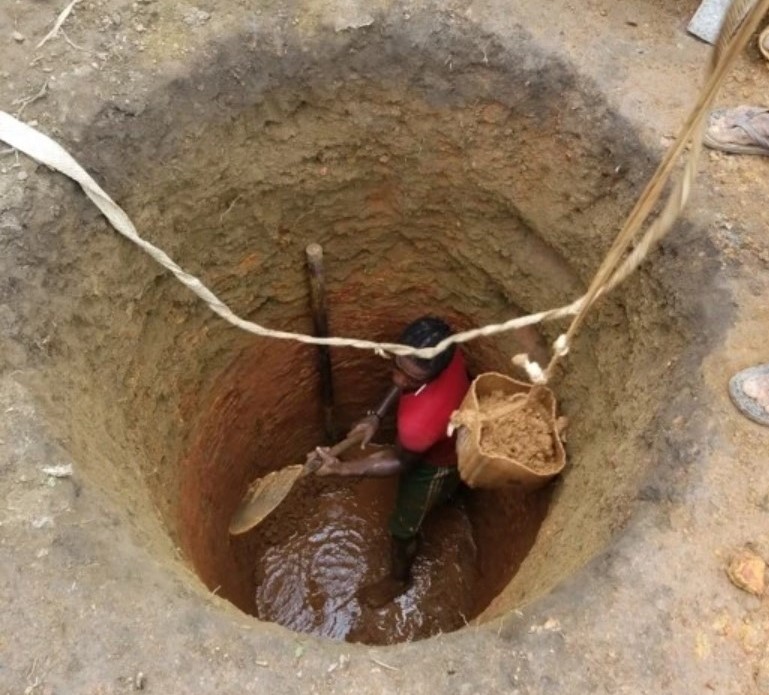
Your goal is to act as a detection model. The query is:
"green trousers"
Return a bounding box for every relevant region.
[388,461,460,541]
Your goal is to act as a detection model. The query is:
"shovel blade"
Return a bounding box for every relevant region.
[228,464,304,535]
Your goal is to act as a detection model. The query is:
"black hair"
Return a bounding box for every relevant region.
[398,316,456,379]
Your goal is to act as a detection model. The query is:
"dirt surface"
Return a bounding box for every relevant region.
[2,0,769,693]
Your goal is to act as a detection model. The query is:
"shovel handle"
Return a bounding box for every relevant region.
[303,432,364,476]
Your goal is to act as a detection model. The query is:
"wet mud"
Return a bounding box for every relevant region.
[252,474,477,644]
[240,433,552,644]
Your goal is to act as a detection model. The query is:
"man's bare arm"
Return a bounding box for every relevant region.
[313,443,420,478]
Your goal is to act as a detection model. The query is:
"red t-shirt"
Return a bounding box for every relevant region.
[396,350,470,467]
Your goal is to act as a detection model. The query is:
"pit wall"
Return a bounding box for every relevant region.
[1,15,713,626]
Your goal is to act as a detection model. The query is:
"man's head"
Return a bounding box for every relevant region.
[392,316,456,392]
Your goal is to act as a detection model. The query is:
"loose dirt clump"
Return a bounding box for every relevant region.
[478,391,558,474]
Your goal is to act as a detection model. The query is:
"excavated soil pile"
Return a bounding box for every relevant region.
[478,392,559,474]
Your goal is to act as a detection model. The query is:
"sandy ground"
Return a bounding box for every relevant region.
[2,0,769,693]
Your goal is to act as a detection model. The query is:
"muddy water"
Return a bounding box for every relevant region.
[249,469,551,643]
[252,448,478,644]
[251,473,551,643]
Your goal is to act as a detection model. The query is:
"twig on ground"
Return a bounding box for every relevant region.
[370,657,399,671]
[219,194,242,222]
[61,30,89,52]
[37,0,82,49]
[13,81,49,117]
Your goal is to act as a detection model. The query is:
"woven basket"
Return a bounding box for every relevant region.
[451,372,566,490]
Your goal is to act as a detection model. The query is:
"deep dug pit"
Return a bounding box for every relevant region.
[1,5,722,670]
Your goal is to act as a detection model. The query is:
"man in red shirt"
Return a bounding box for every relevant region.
[313,316,470,605]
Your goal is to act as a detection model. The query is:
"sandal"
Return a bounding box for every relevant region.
[729,364,769,427]
[703,106,769,156]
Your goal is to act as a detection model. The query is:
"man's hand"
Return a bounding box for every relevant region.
[348,413,380,448]
[309,447,345,476]
[308,446,403,478]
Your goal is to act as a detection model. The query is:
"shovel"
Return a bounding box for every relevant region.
[228,431,363,535]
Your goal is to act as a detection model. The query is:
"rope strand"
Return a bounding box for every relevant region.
[542,0,768,381]
[0,0,763,367]
[0,110,584,360]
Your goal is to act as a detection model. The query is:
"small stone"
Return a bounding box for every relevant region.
[741,622,764,652]
[695,631,711,659]
[17,171,28,181]
[134,671,145,690]
[183,8,211,26]
[31,516,54,529]
[42,464,73,478]
[12,31,26,43]
[711,612,730,636]
[333,13,374,31]
[727,550,765,596]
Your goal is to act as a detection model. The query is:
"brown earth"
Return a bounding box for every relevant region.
[1,0,769,693]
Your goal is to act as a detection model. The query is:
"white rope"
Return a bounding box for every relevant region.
[540,0,769,382]
[552,334,569,357]
[4,0,760,365]
[0,109,591,360]
[512,354,547,384]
